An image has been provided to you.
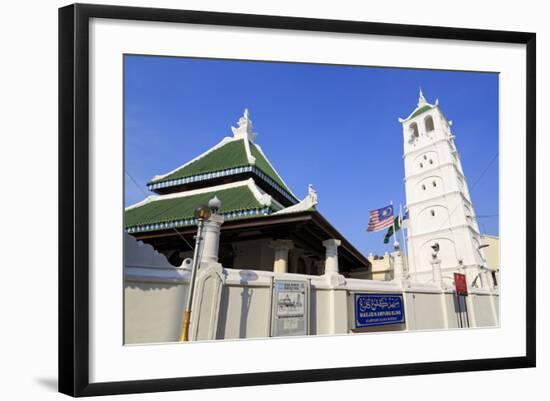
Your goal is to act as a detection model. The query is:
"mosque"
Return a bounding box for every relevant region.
[125,108,370,277]
[123,91,499,343]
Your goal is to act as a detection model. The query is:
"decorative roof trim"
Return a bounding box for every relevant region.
[125,179,285,233]
[242,135,256,165]
[126,206,273,234]
[273,184,318,215]
[148,164,253,191]
[127,179,257,211]
[398,90,440,122]
[231,108,257,144]
[146,164,298,204]
[399,103,435,122]
[253,143,299,200]
[128,178,285,212]
[149,136,238,183]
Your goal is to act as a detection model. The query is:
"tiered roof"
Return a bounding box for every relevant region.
[126,179,283,234]
[125,109,310,233]
[146,109,298,206]
[147,137,297,204]
[125,109,369,271]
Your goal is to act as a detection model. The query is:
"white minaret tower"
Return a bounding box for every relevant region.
[399,90,488,288]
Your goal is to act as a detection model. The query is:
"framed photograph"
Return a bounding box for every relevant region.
[59,3,536,397]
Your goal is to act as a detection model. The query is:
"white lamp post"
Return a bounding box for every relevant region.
[179,204,212,342]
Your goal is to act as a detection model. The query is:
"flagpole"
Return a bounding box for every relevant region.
[400,204,409,268]
[391,201,399,249]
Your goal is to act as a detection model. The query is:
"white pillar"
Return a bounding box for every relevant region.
[269,240,294,273]
[200,214,224,265]
[391,250,405,281]
[199,197,224,266]
[322,239,341,275]
[431,257,442,287]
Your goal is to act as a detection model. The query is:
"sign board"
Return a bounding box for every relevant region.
[271,279,309,337]
[354,293,405,328]
[454,273,468,295]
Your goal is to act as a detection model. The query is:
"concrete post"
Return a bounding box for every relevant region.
[200,213,224,265]
[322,239,341,275]
[391,250,405,281]
[431,257,442,287]
[194,196,225,267]
[268,240,294,273]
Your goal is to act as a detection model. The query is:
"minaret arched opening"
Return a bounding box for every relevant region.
[410,122,419,138]
[424,115,435,132]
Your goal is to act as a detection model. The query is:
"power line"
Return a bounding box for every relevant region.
[436,151,499,232]
[469,151,499,190]
[125,170,149,198]
[125,169,195,251]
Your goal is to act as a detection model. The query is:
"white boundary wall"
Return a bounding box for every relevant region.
[125,257,499,344]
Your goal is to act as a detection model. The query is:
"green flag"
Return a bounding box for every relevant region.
[383,216,401,244]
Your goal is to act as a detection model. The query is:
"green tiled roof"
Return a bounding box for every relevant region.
[125,185,280,231]
[149,138,294,198]
[409,105,432,119]
[249,143,287,190]
[150,140,248,184]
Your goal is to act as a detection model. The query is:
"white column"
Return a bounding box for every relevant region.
[199,198,224,266]
[269,240,294,273]
[322,239,341,275]
[391,250,406,281]
[431,257,443,287]
[200,214,224,265]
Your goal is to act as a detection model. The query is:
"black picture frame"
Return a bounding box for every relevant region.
[58,3,536,397]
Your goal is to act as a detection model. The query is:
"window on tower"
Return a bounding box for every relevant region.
[420,162,423,168]
[425,115,435,132]
[430,210,435,217]
[422,184,426,190]
[410,122,419,138]
[432,181,437,187]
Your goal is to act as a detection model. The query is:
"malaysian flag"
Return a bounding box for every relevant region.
[367,205,394,232]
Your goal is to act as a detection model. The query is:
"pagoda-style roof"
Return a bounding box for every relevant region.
[125,108,369,272]
[147,110,298,206]
[126,179,284,234]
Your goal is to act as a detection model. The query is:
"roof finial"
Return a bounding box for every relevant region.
[418,87,426,107]
[231,108,257,142]
[308,184,318,205]
[208,195,221,214]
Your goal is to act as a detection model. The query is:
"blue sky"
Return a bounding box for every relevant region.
[124,55,499,256]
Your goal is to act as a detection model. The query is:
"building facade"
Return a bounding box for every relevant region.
[399,90,490,288]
